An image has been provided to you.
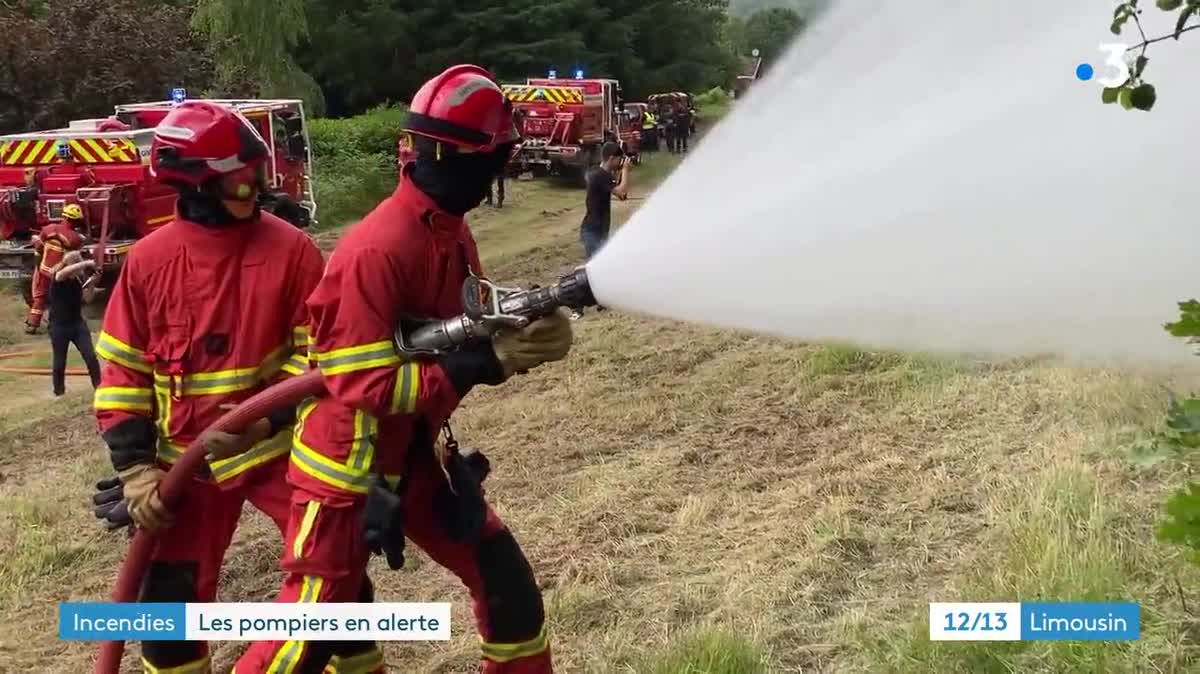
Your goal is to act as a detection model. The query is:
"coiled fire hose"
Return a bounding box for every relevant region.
[94,268,596,673]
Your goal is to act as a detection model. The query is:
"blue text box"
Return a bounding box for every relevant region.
[59,603,186,641]
[1020,602,1140,641]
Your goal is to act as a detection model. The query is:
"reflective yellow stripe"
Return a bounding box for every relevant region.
[290,437,372,494]
[293,501,320,559]
[347,410,378,472]
[96,331,152,373]
[324,648,385,674]
[292,325,310,347]
[93,385,153,413]
[313,341,400,376]
[141,654,211,673]
[480,625,550,663]
[208,432,290,481]
[390,362,421,414]
[281,352,311,376]
[151,345,289,396]
[267,575,324,674]
[156,432,289,483]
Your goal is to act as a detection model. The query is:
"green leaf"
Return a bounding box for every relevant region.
[1158,0,1184,11]
[1134,54,1149,77]
[1164,299,1200,337]
[1175,5,1196,37]
[1157,481,1200,564]
[1130,82,1157,110]
[1118,87,1135,109]
[1102,86,1121,104]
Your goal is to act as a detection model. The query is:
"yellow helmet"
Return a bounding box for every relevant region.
[62,204,83,221]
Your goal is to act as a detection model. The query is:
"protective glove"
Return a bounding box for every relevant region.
[201,412,272,462]
[362,475,407,570]
[92,475,132,531]
[491,308,573,378]
[118,463,173,532]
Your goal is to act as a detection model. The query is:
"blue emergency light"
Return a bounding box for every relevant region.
[548,69,557,78]
[171,88,187,104]
[55,141,71,160]
[574,69,584,79]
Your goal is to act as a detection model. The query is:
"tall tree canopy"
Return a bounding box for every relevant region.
[0,0,821,132]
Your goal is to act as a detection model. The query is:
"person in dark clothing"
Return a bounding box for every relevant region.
[573,142,630,320]
[47,249,102,395]
[662,108,676,154]
[675,105,692,153]
[485,172,505,208]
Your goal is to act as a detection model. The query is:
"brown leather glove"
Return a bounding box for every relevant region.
[118,463,173,531]
[492,308,573,378]
[201,413,271,461]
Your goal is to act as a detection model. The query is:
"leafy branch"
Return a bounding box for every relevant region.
[1104,0,1200,110]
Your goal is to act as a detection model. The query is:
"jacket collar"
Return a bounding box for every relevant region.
[395,167,464,234]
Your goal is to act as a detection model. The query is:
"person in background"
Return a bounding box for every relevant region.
[46,248,102,396]
[675,102,692,153]
[572,141,629,320]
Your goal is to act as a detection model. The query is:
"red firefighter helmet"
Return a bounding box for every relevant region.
[402,65,519,152]
[150,101,269,188]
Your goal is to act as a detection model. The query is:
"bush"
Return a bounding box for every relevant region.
[311,152,395,231]
[308,104,407,159]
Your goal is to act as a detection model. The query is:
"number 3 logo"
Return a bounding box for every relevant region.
[1098,43,1131,87]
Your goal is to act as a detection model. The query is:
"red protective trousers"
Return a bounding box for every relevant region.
[26,222,82,330]
[234,448,551,674]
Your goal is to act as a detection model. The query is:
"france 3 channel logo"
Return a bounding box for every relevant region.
[929,602,1140,642]
[1074,44,1132,86]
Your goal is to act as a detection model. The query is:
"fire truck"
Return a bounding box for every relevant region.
[0,97,316,327]
[503,76,641,183]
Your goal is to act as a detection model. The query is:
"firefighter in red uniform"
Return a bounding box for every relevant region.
[235,65,573,674]
[25,204,86,333]
[89,100,385,674]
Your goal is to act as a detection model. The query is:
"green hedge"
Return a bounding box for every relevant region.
[308,104,408,159]
[307,105,407,230]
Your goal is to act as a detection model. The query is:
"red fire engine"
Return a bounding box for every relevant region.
[0,98,316,328]
[504,76,641,183]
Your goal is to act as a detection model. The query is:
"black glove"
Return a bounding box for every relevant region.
[92,475,132,531]
[361,475,407,570]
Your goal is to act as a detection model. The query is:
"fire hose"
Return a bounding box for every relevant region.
[95,267,595,673]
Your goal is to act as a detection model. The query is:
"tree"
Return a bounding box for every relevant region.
[740,6,805,67]
[0,0,212,135]
[191,0,325,114]
[1102,0,1200,111]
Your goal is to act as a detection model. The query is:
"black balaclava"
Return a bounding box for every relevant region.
[176,177,262,228]
[408,137,514,216]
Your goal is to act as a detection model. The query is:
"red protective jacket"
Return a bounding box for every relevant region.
[94,210,324,489]
[291,177,485,502]
[26,221,84,328]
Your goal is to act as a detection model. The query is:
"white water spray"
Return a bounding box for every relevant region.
[587,0,1200,365]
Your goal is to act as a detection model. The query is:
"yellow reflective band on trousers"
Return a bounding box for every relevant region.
[156,431,290,483]
[390,362,420,414]
[480,625,550,663]
[94,385,153,413]
[323,648,385,674]
[290,401,396,495]
[140,654,211,673]
[96,331,152,374]
[152,344,290,396]
[292,501,320,559]
[313,341,400,376]
[267,575,325,674]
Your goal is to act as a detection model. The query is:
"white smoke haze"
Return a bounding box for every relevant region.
[588,0,1200,368]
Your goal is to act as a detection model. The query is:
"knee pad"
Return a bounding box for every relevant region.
[476,530,545,643]
[139,562,208,668]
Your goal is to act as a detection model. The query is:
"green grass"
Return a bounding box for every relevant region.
[643,629,769,674]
